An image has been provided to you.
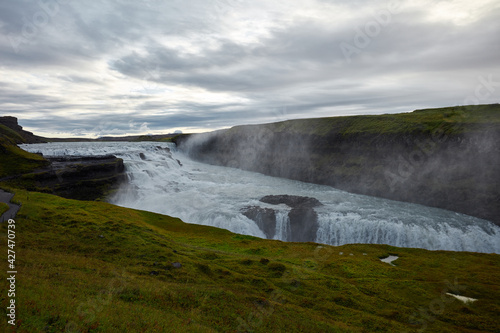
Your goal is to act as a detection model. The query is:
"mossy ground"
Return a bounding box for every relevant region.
[264,104,500,136]
[0,189,499,332]
[0,202,8,216]
[0,124,49,178]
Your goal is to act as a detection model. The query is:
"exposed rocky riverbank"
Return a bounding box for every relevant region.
[18,155,126,201]
[1,116,127,200]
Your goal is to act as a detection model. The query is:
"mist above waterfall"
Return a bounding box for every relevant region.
[179,123,315,181]
[21,141,500,254]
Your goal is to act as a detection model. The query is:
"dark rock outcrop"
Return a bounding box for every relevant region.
[288,207,318,242]
[241,206,277,239]
[261,195,321,242]
[21,155,126,200]
[0,117,125,201]
[242,195,322,242]
[156,146,171,154]
[260,195,322,209]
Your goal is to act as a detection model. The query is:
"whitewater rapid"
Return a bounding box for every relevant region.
[20,141,500,253]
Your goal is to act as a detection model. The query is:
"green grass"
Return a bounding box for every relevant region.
[0,202,8,216]
[0,125,49,178]
[0,142,49,178]
[0,124,25,144]
[1,189,499,332]
[261,104,500,137]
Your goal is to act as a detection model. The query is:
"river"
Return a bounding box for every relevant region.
[20,141,500,253]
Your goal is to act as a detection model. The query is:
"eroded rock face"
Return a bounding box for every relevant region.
[242,195,322,242]
[288,207,319,242]
[178,115,500,226]
[241,206,276,239]
[24,155,126,200]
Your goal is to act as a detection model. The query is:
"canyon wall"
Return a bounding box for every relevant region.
[176,105,500,225]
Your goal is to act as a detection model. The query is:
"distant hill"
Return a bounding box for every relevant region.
[0,116,178,143]
[46,134,178,142]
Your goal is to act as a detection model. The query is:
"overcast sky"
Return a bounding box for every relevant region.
[1,0,499,137]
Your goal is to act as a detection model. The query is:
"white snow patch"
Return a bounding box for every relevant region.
[446,293,477,304]
[380,255,399,266]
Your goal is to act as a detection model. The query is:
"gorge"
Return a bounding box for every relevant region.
[20,141,500,254]
[175,104,500,226]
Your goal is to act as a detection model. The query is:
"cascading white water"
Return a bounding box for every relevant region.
[274,210,291,241]
[20,141,500,253]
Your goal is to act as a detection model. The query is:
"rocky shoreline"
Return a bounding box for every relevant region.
[1,116,127,201]
[19,155,127,201]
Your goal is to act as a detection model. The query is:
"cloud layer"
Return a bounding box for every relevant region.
[1,0,499,137]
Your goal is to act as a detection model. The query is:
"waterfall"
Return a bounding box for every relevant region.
[315,211,499,253]
[20,141,500,253]
[274,210,291,241]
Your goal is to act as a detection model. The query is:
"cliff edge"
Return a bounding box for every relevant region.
[0,116,125,200]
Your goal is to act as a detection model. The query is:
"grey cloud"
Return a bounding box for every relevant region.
[1,0,499,137]
[110,8,500,96]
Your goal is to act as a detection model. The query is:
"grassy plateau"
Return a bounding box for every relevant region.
[259,104,500,136]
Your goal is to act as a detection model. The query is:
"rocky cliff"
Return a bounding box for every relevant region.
[177,104,500,225]
[0,117,50,177]
[0,117,126,200]
[242,195,322,242]
[0,116,46,144]
[18,155,127,201]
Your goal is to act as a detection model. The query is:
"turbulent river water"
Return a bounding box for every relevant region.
[21,141,500,253]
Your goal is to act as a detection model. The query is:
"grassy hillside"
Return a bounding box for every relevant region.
[0,202,8,216]
[1,189,499,332]
[0,124,49,178]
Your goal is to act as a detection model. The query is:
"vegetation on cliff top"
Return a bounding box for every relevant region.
[0,124,49,178]
[244,104,500,137]
[1,188,499,332]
